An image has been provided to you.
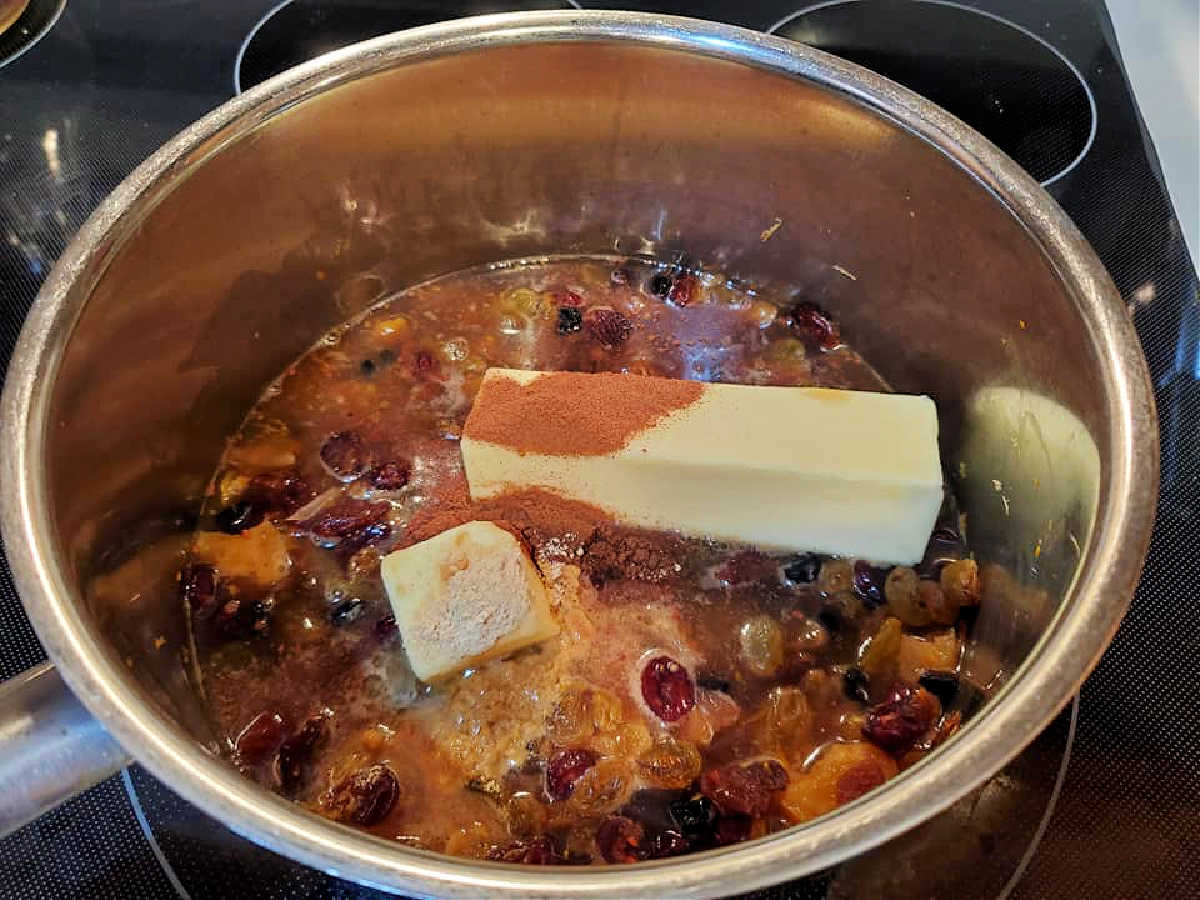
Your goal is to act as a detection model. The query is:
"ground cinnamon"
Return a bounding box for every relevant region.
[462,371,704,456]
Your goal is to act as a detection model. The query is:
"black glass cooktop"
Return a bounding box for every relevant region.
[0,1,1196,898]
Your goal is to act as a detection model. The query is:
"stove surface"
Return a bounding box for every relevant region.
[0,2,1196,898]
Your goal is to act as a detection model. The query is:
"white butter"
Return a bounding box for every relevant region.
[461,369,943,564]
[379,521,558,681]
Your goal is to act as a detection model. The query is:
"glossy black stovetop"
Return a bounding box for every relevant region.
[0,1,1196,898]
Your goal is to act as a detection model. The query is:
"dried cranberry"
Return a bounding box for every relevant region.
[596,816,645,863]
[699,759,789,817]
[242,469,312,516]
[555,289,585,307]
[835,761,889,804]
[843,666,871,704]
[669,793,716,841]
[667,273,699,306]
[712,815,752,846]
[366,460,410,490]
[323,763,399,825]
[215,500,265,534]
[487,836,565,865]
[583,307,634,348]
[412,350,438,378]
[303,498,390,538]
[545,748,597,801]
[180,564,219,618]
[783,552,821,585]
[234,711,285,766]
[787,301,841,350]
[645,829,689,859]
[862,683,941,753]
[715,550,777,586]
[852,561,889,608]
[640,656,696,722]
[320,431,369,480]
[276,711,329,794]
[555,306,583,335]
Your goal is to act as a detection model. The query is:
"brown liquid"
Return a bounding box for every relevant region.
[186,257,967,863]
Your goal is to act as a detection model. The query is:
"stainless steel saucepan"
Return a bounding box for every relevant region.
[0,12,1157,898]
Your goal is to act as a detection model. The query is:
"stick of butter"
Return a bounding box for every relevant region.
[461,369,943,564]
[380,521,558,681]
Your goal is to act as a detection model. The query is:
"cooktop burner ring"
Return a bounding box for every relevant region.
[234,0,582,95]
[769,0,1097,187]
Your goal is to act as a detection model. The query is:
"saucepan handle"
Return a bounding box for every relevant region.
[0,662,130,836]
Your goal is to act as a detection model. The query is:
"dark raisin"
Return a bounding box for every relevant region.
[214,592,274,639]
[328,596,364,626]
[843,666,871,704]
[487,835,564,865]
[180,564,219,618]
[669,793,716,841]
[645,829,689,859]
[640,656,696,722]
[583,307,634,348]
[275,711,329,794]
[545,747,597,801]
[412,350,437,377]
[783,553,821,585]
[852,561,889,608]
[647,273,672,297]
[918,526,967,578]
[243,469,313,516]
[596,816,645,863]
[215,500,265,534]
[835,761,888,804]
[378,348,397,364]
[695,674,733,694]
[366,460,410,490]
[374,615,397,640]
[303,498,390,538]
[320,431,369,480]
[863,683,941,753]
[555,306,583,335]
[787,301,841,350]
[668,273,699,306]
[699,759,789,817]
[918,670,960,708]
[818,607,843,634]
[620,788,680,834]
[234,711,285,766]
[360,358,377,376]
[322,763,399,825]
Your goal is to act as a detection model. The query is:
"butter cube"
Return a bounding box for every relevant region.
[380,521,558,681]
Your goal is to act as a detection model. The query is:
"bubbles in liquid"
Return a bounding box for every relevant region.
[498,315,527,336]
[442,337,469,362]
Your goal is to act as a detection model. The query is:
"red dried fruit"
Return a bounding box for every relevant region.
[699,759,789,817]
[640,656,696,722]
[304,498,390,538]
[487,835,565,865]
[320,431,369,480]
[366,460,411,490]
[583,306,634,348]
[862,683,941,753]
[596,815,645,863]
[214,591,274,640]
[234,711,285,766]
[712,815,752,846]
[322,763,399,825]
[668,273,699,306]
[180,564,219,618]
[555,289,585,308]
[275,711,329,794]
[835,760,889,804]
[545,747,598,801]
[413,350,438,377]
[787,301,841,350]
[715,550,777,585]
[243,469,313,516]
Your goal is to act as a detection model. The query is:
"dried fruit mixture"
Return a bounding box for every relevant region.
[184,257,980,863]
